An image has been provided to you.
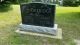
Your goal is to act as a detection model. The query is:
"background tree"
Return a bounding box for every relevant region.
[8,0,18,4]
[79,0,80,5]
[0,0,11,8]
[63,0,79,7]
[0,0,11,12]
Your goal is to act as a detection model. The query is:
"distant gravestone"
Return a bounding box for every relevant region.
[20,3,55,27]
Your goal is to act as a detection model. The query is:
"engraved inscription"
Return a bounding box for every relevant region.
[20,3,55,27]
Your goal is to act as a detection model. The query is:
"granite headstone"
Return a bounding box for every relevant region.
[19,0,57,35]
[20,3,56,27]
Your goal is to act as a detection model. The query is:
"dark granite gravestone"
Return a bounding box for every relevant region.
[20,3,56,27]
[18,0,58,35]
[17,0,62,38]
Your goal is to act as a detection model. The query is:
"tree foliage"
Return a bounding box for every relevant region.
[0,0,12,12]
[63,0,79,7]
[0,0,11,8]
[79,0,80,5]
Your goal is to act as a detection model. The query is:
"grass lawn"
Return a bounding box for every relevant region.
[0,5,80,45]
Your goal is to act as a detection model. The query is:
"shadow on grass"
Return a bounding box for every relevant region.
[0,6,13,12]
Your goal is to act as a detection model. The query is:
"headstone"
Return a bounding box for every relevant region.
[20,3,55,27]
[19,0,58,35]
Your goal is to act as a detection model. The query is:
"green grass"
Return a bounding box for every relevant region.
[0,5,80,45]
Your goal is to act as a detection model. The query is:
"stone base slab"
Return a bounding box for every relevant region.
[19,24,58,35]
[16,28,62,39]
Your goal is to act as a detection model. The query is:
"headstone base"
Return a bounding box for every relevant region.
[16,28,62,39]
[19,24,58,35]
[16,24,62,39]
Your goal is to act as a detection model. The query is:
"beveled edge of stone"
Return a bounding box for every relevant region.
[20,23,58,29]
[16,28,62,39]
[19,24,58,35]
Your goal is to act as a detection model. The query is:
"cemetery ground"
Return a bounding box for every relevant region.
[0,5,80,45]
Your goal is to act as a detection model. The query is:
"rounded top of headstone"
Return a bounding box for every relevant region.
[19,0,56,4]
